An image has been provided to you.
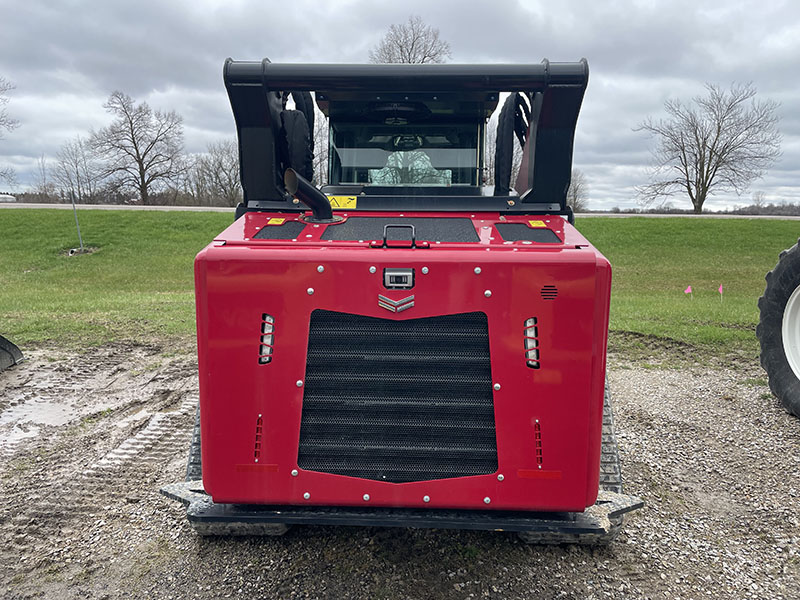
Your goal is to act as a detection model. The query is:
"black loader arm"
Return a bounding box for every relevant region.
[223,59,589,215]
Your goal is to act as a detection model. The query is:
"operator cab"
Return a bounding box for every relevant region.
[317,93,498,196]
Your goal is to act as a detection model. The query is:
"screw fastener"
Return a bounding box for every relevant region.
[423,495,430,503]
[484,497,491,504]
[497,474,504,481]
[296,380,304,387]
[493,383,501,391]
[291,469,299,477]
[369,266,377,273]
[474,267,481,274]
[307,287,314,295]
[317,265,324,273]
[303,492,310,500]
[363,494,370,501]
[421,267,429,274]
[484,290,492,297]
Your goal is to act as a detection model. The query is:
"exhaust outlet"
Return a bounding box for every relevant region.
[284,169,339,223]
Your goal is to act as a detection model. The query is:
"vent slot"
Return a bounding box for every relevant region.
[298,310,498,483]
[524,317,540,369]
[254,415,263,461]
[540,285,558,300]
[258,314,275,364]
[534,420,543,467]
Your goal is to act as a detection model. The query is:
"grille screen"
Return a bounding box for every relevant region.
[298,310,498,483]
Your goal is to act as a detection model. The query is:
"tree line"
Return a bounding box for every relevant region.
[8,88,242,206]
[0,15,784,212]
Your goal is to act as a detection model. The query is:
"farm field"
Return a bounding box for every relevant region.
[0,209,796,357]
[1,209,799,599]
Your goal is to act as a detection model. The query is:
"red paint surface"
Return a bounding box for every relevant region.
[195,211,611,513]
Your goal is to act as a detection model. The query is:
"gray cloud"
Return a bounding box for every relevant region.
[0,0,797,210]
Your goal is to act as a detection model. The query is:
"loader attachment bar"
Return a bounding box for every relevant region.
[223,59,588,214]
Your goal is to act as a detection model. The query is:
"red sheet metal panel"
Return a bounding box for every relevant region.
[195,211,610,513]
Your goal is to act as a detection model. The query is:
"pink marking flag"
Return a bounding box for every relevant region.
[684,285,692,294]
[719,284,723,302]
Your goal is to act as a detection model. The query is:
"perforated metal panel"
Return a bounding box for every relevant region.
[298,310,498,483]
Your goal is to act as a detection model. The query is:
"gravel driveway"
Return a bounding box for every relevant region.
[0,343,798,599]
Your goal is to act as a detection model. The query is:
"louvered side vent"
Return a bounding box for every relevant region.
[534,420,543,468]
[298,310,498,483]
[258,314,275,364]
[254,415,263,462]
[541,285,558,300]
[524,317,540,369]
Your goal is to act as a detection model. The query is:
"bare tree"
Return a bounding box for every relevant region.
[637,83,781,213]
[312,105,329,185]
[190,140,242,206]
[90,91,184,204]
[369,15,452,64]
[0,77,19,184]
[54,135,102,202]
[566,169,589,212]
[751,190,766,208]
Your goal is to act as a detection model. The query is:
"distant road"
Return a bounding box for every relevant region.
[1,202,799,219]
[0,202,232,212]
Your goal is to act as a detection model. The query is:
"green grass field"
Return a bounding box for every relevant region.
[0,209,795,357]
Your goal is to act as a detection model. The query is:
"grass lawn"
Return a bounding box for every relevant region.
[0,209,795,358]
[0,209,229,349]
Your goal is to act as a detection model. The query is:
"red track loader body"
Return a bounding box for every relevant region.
[163,60,642,541]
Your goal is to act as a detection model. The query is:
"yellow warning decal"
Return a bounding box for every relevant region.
[267,217,286,225]
[328,196,358,209]
[528,220,547,228]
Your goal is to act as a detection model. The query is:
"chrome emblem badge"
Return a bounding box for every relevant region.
[378,294,415,313]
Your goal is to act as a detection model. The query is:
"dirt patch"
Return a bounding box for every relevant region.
[0,345,798,599]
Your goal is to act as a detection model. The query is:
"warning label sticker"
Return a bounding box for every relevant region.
[528,220,547,228]
[327,196,358,209]
[267,218,286,225]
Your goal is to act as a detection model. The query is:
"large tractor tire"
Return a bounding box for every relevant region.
[757,239,800,418]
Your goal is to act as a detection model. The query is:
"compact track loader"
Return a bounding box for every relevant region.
[162,59,643,543]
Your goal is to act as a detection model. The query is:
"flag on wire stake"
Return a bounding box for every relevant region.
[718,284,723,302]
[684,285,693,299]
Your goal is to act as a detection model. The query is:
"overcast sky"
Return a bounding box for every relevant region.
[0,0,798,210]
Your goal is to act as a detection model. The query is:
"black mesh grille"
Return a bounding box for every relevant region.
[495,223,561,243]
[298,310,497,483]
[321,217,479,242]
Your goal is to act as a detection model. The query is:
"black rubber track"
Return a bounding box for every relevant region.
[185,406,202,482]
[757,238,800,418]
[493,93,529,196]
[281,109,314,182]
[290,91,315,155]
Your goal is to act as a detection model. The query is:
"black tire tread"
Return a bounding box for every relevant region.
[757,238,800,418]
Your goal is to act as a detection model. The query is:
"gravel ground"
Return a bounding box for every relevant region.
[1,343,798,599]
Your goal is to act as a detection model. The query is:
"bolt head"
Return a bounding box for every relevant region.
[421,266,429,274]
[363,494,370,501]
[369,266,377,274]
[317,265,324,273]
[497,474,504,482]
[423,495,430,503]
[474,267,481,274]
[484,290,492,298]
[307,287,314,295]
[303,492,310,500]
[484,497,491,504]
[291,469,299,477]
[296,380,304,387]
[493,383,501,391]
